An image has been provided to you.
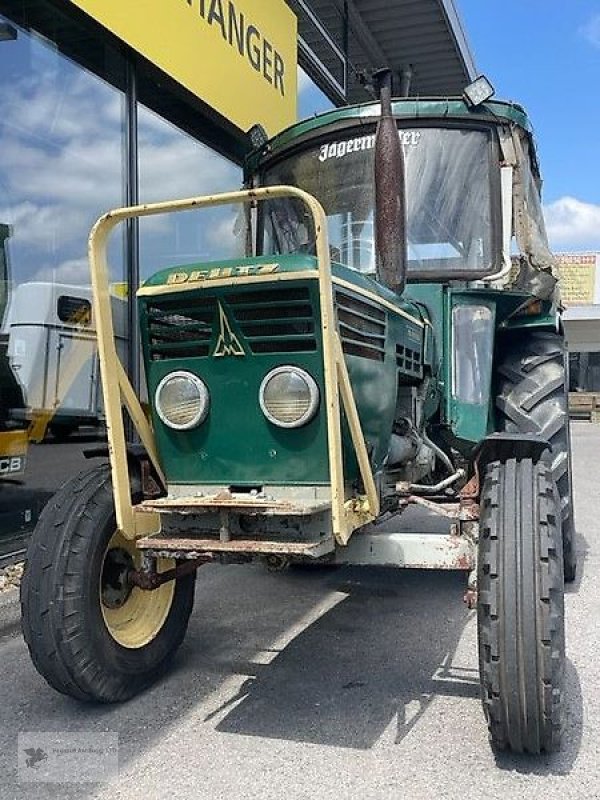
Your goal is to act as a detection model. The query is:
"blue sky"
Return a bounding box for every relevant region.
[299,2,600,254]
[459,0,600,253]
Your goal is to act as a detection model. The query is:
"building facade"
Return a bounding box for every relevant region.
[556,251,600,392]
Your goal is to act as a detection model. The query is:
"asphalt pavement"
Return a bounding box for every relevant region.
[0,422,597,800]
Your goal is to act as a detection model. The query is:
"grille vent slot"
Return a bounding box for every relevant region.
[146,286,316,360]
[148,298,216,360]
[396,344,421,375]
[227,287,316,353]
[336,290,386,362]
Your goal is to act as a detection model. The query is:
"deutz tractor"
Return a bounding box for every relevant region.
[21,73,574,755]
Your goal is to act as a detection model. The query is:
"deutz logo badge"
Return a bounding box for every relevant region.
[213,302,245,358]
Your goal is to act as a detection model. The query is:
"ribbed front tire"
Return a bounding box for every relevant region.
[477,458,565,753]
[20,464,195,703]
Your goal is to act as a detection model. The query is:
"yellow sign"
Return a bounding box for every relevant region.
[68,0,297,135]
[555,253,598,306]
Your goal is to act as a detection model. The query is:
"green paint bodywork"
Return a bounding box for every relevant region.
[139,266,557,486]
[403,283,557,447]
[139,254,425,486]
[140,263,328,486]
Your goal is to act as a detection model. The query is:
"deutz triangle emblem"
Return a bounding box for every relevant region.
[213,301,245,357]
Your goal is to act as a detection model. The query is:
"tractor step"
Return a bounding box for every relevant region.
[135,534,335,559]
[137,492,331,516]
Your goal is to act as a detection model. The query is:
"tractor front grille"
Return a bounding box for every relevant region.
[227,287,316,353]
[335,290,386,362]
[146,286,316,361]
[147,302,216,360]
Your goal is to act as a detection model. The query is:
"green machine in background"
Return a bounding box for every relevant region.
[22,73,573,755]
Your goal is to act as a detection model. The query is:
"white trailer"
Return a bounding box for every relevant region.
[3,282,126,439]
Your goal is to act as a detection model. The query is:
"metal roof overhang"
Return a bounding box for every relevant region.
[296,0,477,103]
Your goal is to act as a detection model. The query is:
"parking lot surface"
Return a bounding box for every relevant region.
[0,422,597,799]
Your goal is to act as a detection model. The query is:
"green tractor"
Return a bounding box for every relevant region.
[21,73,574,754]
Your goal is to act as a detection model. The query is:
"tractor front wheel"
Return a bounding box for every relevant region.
[20,464,195,703]
[477,458,565,753]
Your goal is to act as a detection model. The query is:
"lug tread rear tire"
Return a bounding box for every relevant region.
[478,458,565,753]
[496,331,577,582]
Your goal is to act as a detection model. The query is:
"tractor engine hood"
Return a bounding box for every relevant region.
[137,253,426,488]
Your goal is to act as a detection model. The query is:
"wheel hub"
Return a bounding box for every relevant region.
[101,547,134,609]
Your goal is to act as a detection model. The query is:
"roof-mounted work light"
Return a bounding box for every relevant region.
[247,124,269,151]
[463,75,495,108]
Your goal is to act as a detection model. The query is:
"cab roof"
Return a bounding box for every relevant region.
[246,98,533,174]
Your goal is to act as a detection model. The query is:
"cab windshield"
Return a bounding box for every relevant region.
[260,126,497,278]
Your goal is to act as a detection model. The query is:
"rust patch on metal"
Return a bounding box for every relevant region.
[139,494,293,512]
[456,554,471,570]
[398,495,461,518]
[459,463,481,521]
[374,68,407,293]
[129,555,210,590]
[136,492,329,516]
[135,535,333,557]
[463,587,478,609]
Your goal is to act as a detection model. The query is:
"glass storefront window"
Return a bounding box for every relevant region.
[138,105,243,282]
[0,20,126,288]
[0,9,127,549]
[570,351,600,392]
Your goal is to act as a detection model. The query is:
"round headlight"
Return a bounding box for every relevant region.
[259,366,319,428]
[155,371,209,430]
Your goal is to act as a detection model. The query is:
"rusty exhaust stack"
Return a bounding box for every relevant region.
[373,68,407,295]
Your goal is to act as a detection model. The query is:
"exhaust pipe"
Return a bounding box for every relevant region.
[373,68,407,295]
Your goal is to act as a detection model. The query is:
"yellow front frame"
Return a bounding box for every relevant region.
[88,186,380,545]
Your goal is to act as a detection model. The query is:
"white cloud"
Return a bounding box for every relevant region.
[33,257,90,284]
[203,211,245,258]
[544,196,600,251]
[1,68,242,285]
[581,13,600,48]
[138,135,239,202]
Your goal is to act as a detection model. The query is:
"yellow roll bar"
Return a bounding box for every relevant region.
[88,186,379,543]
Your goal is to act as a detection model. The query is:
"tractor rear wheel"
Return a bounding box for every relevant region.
[20,464,195,703]
[477,458,565,753]
[496,331,577,582]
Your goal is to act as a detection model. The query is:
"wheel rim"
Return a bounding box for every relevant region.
[100,531,176,649]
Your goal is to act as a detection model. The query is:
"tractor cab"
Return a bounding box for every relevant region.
[248,97,556,296]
